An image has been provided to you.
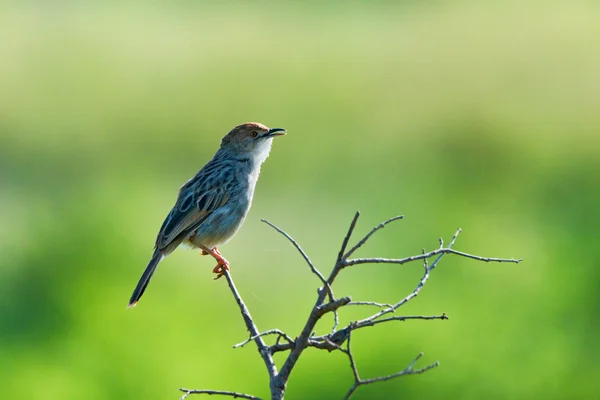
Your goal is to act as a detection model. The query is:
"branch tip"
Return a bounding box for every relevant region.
[343,215,405,260]
[337,211,361,263]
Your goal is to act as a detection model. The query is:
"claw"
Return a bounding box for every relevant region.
[213,271,225,280]
[212,260,230,280]
[199,246,229,279]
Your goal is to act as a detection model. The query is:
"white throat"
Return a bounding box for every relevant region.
[252,138,274,166]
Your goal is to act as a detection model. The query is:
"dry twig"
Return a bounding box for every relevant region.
[181,212,521,399]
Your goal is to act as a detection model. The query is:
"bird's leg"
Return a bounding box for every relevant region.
[199,246,230,279]
[211,247,230,279]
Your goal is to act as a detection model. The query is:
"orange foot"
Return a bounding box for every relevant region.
[200,246,230,280]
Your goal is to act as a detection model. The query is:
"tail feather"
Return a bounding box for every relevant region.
[128,251,164,308]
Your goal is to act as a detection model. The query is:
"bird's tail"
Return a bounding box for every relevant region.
[128,251,164,308]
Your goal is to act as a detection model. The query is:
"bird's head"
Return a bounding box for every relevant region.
[220,122,286,158]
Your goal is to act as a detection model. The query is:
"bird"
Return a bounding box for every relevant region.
[128,122,287,308]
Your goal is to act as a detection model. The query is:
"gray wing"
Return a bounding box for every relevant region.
[154,161,234,252]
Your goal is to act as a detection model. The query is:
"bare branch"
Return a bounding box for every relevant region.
[270,338,337,354]
[179,388,261,400]
[331,309,340,334]
[262,219,327,286]
[234,329,294,349]
[349,229,463,329]
[342,335,361,385]
[271,328,353,354]
[316,296,351,317]
[428,229,463,272]
[221,270,277,380]
[181,214,519,400]
[341,336,439,400]
[347,353,439,399]
[270,312,446,357]
[274,287,340,388]
[343,227,522,269]
[269,342,293,354]
[354,314,448,330]
[345,249,521,267]
[347,301,394,309]
[352,257,434,325]
[448,228,462,247]
[336,211,361,263]
[262,219,335,301]
[343,215,404,259]
[261,218,342,339]
[368,353,439,382]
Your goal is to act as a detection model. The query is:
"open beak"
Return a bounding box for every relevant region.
[264,128,287,138]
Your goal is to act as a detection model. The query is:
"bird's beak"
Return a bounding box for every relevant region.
[263,128,287,138]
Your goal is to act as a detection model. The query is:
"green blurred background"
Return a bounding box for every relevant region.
[1,1,599,399]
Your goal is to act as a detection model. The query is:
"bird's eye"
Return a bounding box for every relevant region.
[250,131,258,138]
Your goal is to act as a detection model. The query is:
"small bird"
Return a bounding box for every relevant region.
[128,122,286,308]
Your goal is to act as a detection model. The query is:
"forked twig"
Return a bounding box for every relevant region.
[335,335,439,400]
[343,215,404,259]
[181,212,521,399]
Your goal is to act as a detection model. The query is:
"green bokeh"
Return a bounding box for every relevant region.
[1,1,599,399]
